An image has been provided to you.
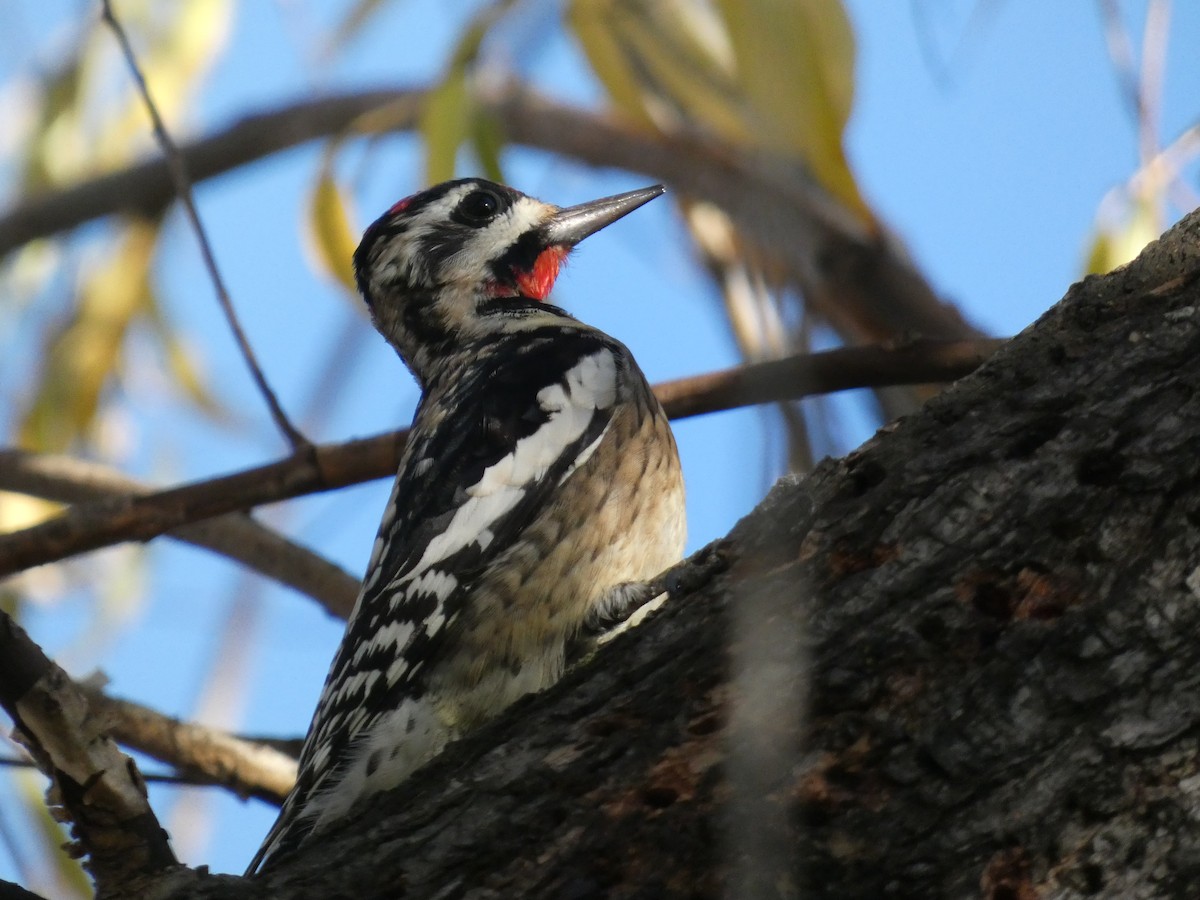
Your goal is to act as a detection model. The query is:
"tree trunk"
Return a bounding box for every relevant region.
[155,209,1200,899]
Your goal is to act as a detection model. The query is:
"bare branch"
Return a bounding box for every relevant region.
[0,754,263,791]
[0,611,177,893]
[0,340,1003,581]
[0,84,979,344]
[0,90,414,254]
[2,690,299,806]
[80,688,296,805]
[0,450,359,618]
[100,0,306,450]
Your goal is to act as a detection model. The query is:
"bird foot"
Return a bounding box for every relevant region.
[577,539,733,654]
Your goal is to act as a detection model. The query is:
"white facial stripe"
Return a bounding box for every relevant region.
[383,185,552,283]
[441,198,554,286]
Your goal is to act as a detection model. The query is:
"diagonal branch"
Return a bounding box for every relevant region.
[0,339,1003,581]
[0,450,359,618]
[1,691,299,807]
[80,688,296,805]
[100,0,306,450]
[0,89,415,254]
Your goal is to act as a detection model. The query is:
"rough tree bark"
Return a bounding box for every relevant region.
[152,208,1200,899]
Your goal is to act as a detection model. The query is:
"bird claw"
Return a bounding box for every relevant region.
[663,538,731,598]
[575,538,733,658]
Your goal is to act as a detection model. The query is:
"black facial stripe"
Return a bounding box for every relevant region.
[476,298,575,321]
[353,221,409,297]
[354,178,494,286]
[488,228,548,283]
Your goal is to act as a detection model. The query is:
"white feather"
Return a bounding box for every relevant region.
[394,350,618,583]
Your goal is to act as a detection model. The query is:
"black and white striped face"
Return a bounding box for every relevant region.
[352,178,665,383]
[353,180,563,366]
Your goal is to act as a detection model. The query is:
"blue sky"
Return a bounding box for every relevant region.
[1,0,1197,889]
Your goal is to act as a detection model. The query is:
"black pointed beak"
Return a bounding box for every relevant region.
[544,185,665,247]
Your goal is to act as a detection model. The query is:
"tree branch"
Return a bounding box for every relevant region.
[79,688,296,805]
[0,450,359,618]
[0,89,415,254]
[0,340,1001,582]
[0,84,979,344]
[0,611,178,896]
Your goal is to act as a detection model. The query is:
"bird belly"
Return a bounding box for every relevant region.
[429,401,685,732]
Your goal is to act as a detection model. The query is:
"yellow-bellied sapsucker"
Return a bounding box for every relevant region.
[246,179,685,873]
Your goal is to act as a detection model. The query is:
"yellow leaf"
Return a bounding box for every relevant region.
[568,0,658,126]
[568,0,869,219]
[0,492,63,533]
[616,4,750,140]
[1084,194,1164,275]
[307,168,361,294]
[716,0,865,215]
[19,220,159,452]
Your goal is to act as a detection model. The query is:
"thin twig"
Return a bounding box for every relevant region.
[0,754,258,790]
[100,0,307,450]
[0,339,1005,582]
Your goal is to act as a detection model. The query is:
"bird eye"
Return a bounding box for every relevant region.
[457,189,502,226]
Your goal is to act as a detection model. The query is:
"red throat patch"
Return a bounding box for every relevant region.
[515,246,568,301]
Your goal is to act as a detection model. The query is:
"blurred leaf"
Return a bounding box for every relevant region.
[19,770,91,898]
[307,167,361,294]
[421,73,474,184]
[21,46,87,190]
[568,0,661,128]
[19,220,159,452]
[9,1,235,454]
[419,0,519,183]
[0,492,63,534]
[716,0,865,215]
[142,304,225,420]
[1084,194,1163,275]
[568,0,868,216]
[470,109,508,184]
[20,0,232,189]
[97,0,233,169]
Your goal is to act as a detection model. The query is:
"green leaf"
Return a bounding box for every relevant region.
[421,73,473,184]
[418,0,519,184]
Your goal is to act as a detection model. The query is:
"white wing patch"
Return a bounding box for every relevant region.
[351,619,415,666]
[304,696,446,833]
[390,350,618,588]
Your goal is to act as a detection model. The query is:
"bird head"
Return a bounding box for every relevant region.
[353,178,664,383]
